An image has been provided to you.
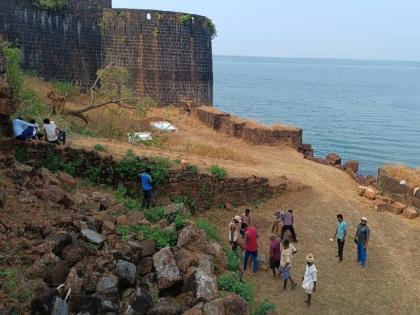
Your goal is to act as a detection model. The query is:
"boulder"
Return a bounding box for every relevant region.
[344,160,359,173]
[185,269,218,302]
[138,257,154,276]
[57,171,77,187]
[116,259,137,286]
[138,239,156,257]
[203,298,224,315]
[183,304,203,315]
[357,186,366,197]
[0,190,5,208]
[173,248,201,274]
[326,153,341,165]
[96,276,119,300]
[393,202,407,214]
[207,242,227,269]
[35,185,65,204]
[81,228,106,245]
[371,199,390,212]
[153,247,182,293]
[117,215,128,226]
[125,287,153,315]
[62,244,86,266]
[177,225,209,253]
[147,297,185,315]
[73,192,88,206]
[198,254,214,275]
[44,260,70,287]
[0,308,14,315]
[101,300,118,312]
[51,297,69,315]
[402,207,418,219]
[102,220,116,235]
[52,232,73,257]
[64,268,83,300]
[30,288,60,315]
[223,294,249,315]
[364,187,377,200]
[75,295,102,314]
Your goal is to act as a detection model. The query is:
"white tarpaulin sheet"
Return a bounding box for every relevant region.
[127,132,153,143]
[150,121,178,132]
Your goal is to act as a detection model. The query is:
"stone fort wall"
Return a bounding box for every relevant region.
[0,0,213,105]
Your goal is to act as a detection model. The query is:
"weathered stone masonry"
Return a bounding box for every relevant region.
[17,141,274,210]
[0,0,213,105]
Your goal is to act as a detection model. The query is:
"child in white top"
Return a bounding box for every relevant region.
[302,253,317,306]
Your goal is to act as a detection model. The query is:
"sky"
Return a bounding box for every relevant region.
[113,0,420,61]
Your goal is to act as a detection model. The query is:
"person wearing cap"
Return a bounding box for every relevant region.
[229,216,241,251]
[280,209,298,242]
[240,208,253,238]
[333,213,348,261]
[279,239,297,290]
[269,234,281,278]
[354,216,370,267]
[243,223,259,273]
[302,253,317,306]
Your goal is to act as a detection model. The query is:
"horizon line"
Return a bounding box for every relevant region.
[214,54,420,64]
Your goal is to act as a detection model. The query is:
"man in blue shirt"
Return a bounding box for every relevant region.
[12,118,35,141]
[333,213,348,262]
[139,167,153,209]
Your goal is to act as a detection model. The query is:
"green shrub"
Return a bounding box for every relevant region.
[52,80,78,97]
[252,300,276,315]
[179,14,193,25]
[204,19,217,39]
[227,251,241,272]
[209,165,227,180]
[116,225,132,241]
[93,144,106,152]
[143,207,165,223]
[186,164,198,174]
[15,146,28,163]
[170,195,196,212]
[114,185,141,211]
[116,151,169,187]
[33,0,68,10]
[217,273,254,304]
[41,148,61,173]
[0,41,25,94]
[134,224,177,249]
[85,165,101,184]
[196,219,219,241]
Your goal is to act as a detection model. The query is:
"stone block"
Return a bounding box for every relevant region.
[402,207,418,219]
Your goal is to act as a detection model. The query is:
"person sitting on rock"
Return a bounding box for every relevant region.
[43,118,66,145]
[29,119,43,140]
[12,117,36,141]
[280,209,298,242]
[240,208,253,238]
[229,215,241,252]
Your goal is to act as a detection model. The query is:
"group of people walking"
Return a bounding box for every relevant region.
[12,117,66,145]
[228,208,371,306]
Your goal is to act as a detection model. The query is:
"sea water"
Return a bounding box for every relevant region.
[214,56,420,175]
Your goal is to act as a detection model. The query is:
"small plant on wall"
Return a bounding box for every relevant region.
[32,0,68,10]
[152,27,160,38]
[204,18,217,39]
[179,14,193,25]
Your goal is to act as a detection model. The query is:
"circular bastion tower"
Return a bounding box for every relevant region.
[0,0,213,106]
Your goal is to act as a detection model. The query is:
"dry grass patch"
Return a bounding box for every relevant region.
[167,141,255,163]
[383,164,420,188]
[196,106,226,114]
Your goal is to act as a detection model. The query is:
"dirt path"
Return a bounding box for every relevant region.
[68,110,420,314]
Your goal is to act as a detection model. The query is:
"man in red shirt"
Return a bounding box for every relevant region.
[243,224,259,273]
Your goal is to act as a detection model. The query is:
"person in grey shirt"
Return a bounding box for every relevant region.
[354,216,370,268]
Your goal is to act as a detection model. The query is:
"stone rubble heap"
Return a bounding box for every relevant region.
[0,154,249,315]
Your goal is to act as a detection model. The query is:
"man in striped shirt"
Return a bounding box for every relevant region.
[280,209,298,242]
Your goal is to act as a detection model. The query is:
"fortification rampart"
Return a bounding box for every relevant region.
[0,0,213,105]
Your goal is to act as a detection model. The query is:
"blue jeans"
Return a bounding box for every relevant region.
[244,250,258,273]
[16,126,34,141]
[357,242,367,266]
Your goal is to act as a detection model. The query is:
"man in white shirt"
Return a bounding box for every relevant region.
[302,253,317,307]
[43,118,66,145]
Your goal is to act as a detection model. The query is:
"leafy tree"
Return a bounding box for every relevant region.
[33,0,68,10]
